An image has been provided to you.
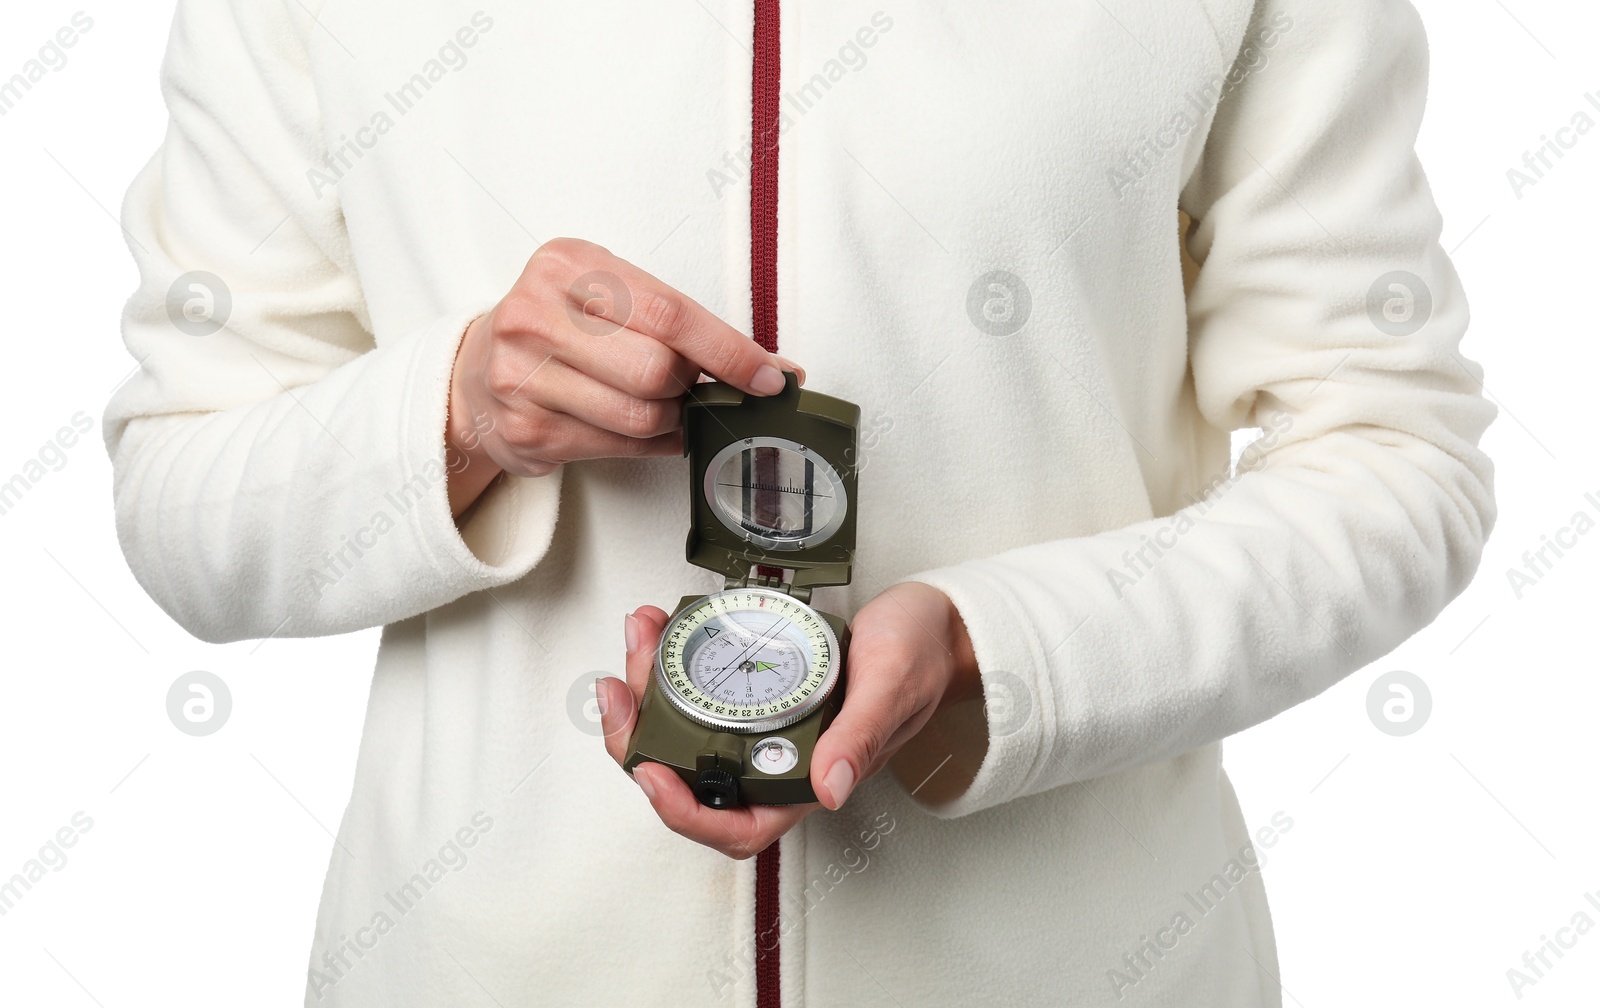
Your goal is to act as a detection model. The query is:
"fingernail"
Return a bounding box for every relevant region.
[624,613,639,653]
[635,766,658,802]
[594,678,608,718]
[822,761,855,809]
[774,356,806,385]
[751,364,785,395]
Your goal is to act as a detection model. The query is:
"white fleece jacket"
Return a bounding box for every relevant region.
[105,1,1495,1005]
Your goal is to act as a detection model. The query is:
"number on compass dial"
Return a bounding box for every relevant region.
[656,588,840,733]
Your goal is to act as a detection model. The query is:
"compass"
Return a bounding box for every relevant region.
[623,372,858,808]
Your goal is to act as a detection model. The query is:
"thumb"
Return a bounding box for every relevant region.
[623,605,670,700]
[809,657,919,811]
[599,605,670,765]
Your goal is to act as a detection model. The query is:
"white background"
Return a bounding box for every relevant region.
[0,1,1595,1005]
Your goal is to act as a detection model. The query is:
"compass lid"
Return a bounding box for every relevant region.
[684,371,859,590]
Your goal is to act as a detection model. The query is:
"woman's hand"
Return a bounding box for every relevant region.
[445,237,803,515]
[595,582,983,859]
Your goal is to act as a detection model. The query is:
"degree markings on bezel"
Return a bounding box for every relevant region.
[654,587,840,733]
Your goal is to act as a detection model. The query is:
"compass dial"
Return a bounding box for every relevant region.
[655,587,840,734]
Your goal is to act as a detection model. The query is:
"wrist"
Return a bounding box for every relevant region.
[889,585,987,803]
[939,595,983,711]
[446,315,504,515]
[894,581,982,712]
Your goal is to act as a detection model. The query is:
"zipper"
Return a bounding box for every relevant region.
[750,1,783,1006]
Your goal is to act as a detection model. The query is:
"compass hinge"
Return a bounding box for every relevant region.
[725,573,812,605]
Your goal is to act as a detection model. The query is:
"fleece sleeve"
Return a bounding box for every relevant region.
[103,0,561,644]
[897,0,1496,817]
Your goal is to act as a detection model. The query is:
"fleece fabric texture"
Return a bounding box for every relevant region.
[104,1,1495,1005]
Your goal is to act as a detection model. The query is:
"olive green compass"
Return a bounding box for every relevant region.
[623,371,859,808]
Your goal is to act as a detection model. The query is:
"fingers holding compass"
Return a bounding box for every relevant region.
[443,236,809,516]
[602,604,815,859]
[596,605,668,765]
[811,582,985,811]
[629,762,811,860]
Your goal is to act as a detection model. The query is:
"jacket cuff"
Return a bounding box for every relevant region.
[396,303,562,591]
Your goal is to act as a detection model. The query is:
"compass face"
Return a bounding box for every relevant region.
[655,587,840,734]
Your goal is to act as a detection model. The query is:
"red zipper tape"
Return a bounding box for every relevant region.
[751,1,783,1006]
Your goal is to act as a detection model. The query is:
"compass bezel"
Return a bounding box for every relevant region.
[653,587,842,734]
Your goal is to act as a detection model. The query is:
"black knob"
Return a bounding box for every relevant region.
[693,767,739,809]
